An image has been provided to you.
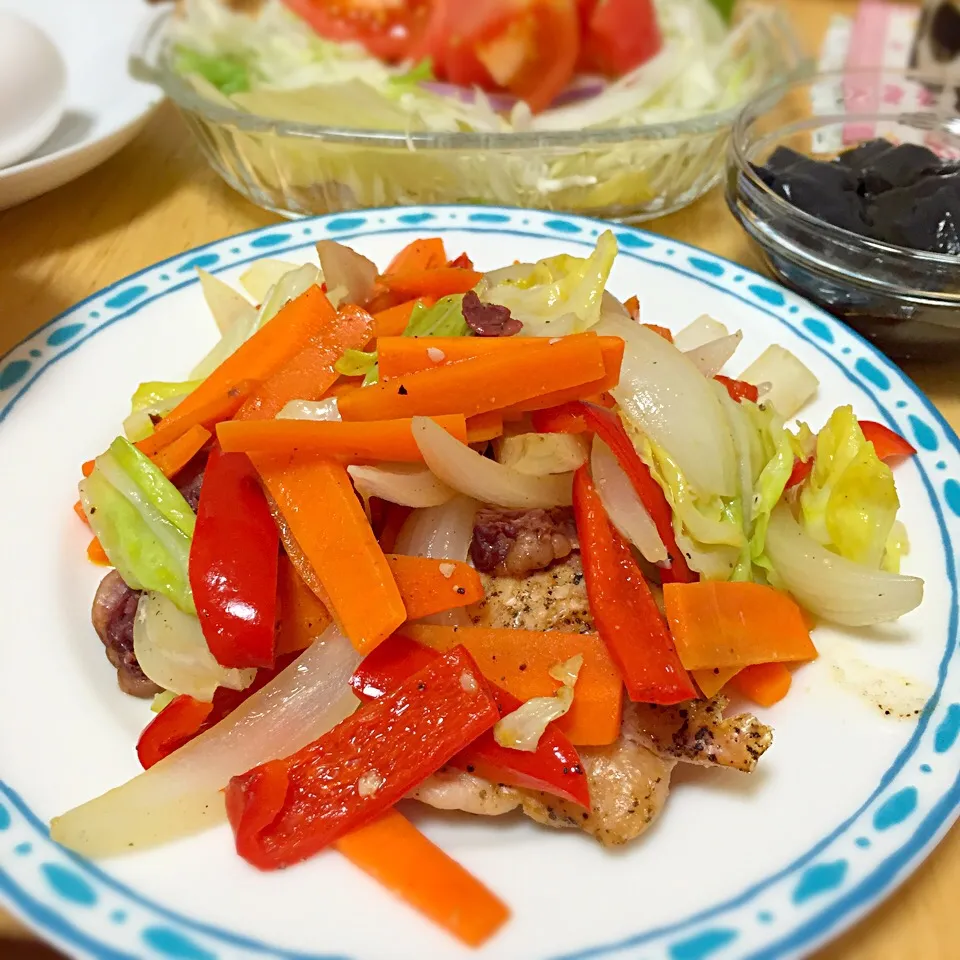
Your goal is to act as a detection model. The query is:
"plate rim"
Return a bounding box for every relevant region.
[0,203,958,960]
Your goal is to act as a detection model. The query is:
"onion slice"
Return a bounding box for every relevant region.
[316,240,378,307]
[597,314,737,498]
[394,495,478,561]
[591,438,667,564]
[673,314,730,353]
[740,346,819,419]
[347,463,455,508]
[133,592,255,702]
[50,625,361,857]
[276,397,341,421]
[413,416,573,509]
[765,503,923,626]
[683,331,743,379]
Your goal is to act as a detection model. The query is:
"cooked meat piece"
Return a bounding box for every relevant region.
[414,703,675,847]
[461,291,522,337]
[632,697,773,773]
[173,453,207,512]
[469,555,593,633]
[409,769,522,816]
[470,506,578,577]
[520,702,675,845]
[91,571,160,698]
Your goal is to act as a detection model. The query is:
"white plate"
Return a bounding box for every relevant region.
[0,206,958,960]
[0,0,163,211]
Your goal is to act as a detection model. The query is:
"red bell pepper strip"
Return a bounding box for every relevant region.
[350,634,590,808]
[532,401,696,582]
[573,466,698,704]
[714,375,759,404]
[189,445,280,669]
[136,654,298,770]
[225,646,501,870]
[785,457,814,490]
[859,420,917,461]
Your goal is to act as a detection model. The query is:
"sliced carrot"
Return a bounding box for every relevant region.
[691,667,740,699]
[217,415,468,462]
[381,267,483,301]
[371,297,436,338]
[338,333,607,422]
[87,537,110,565]
[335,810,508,948]
[161,286,337,428]
[385,555,483,620]
[74,500,90,526]
[81,460,95,478]
[377,504,412,554]
[506,337,625,414]
[236,304,374,420]
[663,581,818,672]
[401,624,623,746]
[275,554,332,656]
[384,238,448,275]
[252,454,405,653]
[150,425,211,479]
[466,411,504,444]
[624,295,640,320]
[136,379,257,459]
[729,662,792,707]
[644,323,674,343]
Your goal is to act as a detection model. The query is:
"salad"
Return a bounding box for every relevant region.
[53,235,923,948]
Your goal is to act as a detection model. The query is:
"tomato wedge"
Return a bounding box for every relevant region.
[577,0,661,76]
[281,0,436,62]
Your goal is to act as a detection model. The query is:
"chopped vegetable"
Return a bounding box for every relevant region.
[662,580,818,671]
[466,411,505,444]
[672,314,729,352]
[684,331,742,379]
[348,463,454,508]
[150,425,211,479]
[80,437,197,613]
[335,811,509,948]
[859,420,917,461]
[495,655,582,752]
[275,555,332,656]
[349,634,590,807]
[715,375,759,404]
[800,406,899,568]
[413,416,574,509]
[252,454,405,653]
[728,662,792,707]
[189,446,280,669]
[316,239,378,307]
[372,297,436,337]
[384,237,448,274]
[401,624,623,746]
[384,554,484,619]
[86,537,110,565]
[738,344,819,419]
[219,414,469,461]
[197,267,257,336]
[338,333,607,421]
[239,259,300,303]
[690,666,739,699]
[495,432,590,476]
[380,266,484,302]
[225,646,499,869]
[574,466,697,703]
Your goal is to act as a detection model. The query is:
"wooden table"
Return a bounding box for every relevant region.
[0,0,956,956]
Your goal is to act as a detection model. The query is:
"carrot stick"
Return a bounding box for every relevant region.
[729,662,792,707]
[372,297,436,338]
[384,238,448,275]
[381,267,483,301]
[161,286,337,428]
[466,411,504,444]
[644,323,674,343]
[252,454,405,653]
[275,554,332,656]
[81,460,95,478]
[401,624,623,746]
[663,581,818,672]
[377,335,623,382]
[335,810,508,948]
[150,425,211,478]
[236,304,374,420]
[74,500,90,525]
[385,555,483,620]
[217,415,468,462]
[136,379,257,459]
[87,538,110,565]
[691,667,740,699]
[338,334,607,422]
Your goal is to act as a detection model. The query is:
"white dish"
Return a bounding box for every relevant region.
[0,0,164,211]
[0,206,958,960]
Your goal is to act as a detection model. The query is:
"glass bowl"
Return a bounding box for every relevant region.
[726,69,960,361]
[134,5,804,223]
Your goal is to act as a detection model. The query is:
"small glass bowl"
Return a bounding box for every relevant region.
[726,69,960,361]
[134,6,803,223]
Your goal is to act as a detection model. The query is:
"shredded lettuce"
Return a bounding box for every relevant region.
[174,46,251,95]
[125,380,202,441]
[480,231,617,337]
[80,438,196,613]
[799,406,899,568]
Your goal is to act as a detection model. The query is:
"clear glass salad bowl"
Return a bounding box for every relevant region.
[726,69,960,360]
[134,5,805,223]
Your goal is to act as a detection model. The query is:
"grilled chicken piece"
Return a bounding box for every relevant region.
[409,769,522,817]
[521,702,675,846]
[469,555,593,633]
[632,697,773,773]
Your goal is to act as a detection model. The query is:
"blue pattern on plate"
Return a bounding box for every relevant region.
[688,257,725,277]
[909,415,939,452]
[0,205,956,960]
[46,323,85,347]
[177,253,220,273]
